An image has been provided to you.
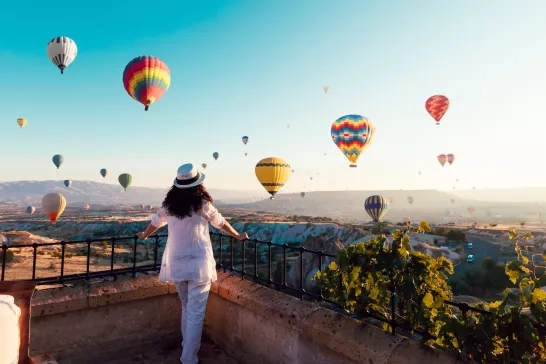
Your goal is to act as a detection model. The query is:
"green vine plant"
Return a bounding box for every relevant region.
[313,222,546,363]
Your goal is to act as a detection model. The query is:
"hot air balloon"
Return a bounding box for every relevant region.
[46,36,78,74]
[64,180,72,188]
[331,114,375,168]
[118,173,133,191]
[83,204,90,211]
[467,206,475,214]
[364,195,389,222]
[310,177,313,181]
[17,118,27,128]
[245,153,248,156]
[148,205,153,210]
[425,95,450,125]
[455,178,459,183]
[323,86,329,93]
[100,168,108,178]
[41,193,66,223]
[139,204,145,210]
[287,124,290,128]
[418,171,422,175]
[242,136,249,145]
[122,56,171,111]
[450,198,456,204]
[202,163,207,169]
[26,206,35,215]
[213,152,219,161]
[447,153,455,165]
[472,186,476,190]
[403,217,411,224]
[437,154,447,167]
[300,192,305,198]
[407,196,414,205]
[52,154,64,169]
[255,157,291,199]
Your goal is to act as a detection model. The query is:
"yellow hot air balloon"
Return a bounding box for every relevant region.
[17,118,27,128]
[41,192,66,223]
[255,157,291,199]
[323,86,329,93]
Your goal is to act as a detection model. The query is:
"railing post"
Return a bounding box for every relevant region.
[110,237,116,279]
[153,235,159,269]
[1,244,7,281]
[241,239,246,279]
[86,239,91,280]
[299,247,305,300]
[32,243,38,280]
[282,244,288,289]
[60,241,66,283]
[132,236,138,278]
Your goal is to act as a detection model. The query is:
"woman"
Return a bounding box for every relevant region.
[137,163,248,364]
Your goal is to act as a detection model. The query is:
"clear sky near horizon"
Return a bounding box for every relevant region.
[0,0,545,195]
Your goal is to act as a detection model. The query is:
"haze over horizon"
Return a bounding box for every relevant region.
[1,0,545,193]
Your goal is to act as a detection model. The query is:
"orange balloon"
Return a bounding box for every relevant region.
[437,154,447,167]
[425,95,450,125]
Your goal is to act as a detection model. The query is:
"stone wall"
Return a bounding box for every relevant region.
[29,272,461,363]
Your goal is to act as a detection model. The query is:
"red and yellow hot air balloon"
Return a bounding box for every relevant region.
[122,56,171,111]
[41,193,66,223]
[425,95,450,125]
[437,154,447,167]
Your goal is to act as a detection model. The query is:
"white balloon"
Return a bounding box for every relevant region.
[46,36,78,74]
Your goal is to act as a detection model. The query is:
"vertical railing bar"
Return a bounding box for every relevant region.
[219,235,224,271]
[254,240,258,280]
[282,244,287,289]
[110,237,116,277]
[318,251,324,300]
[86,240,91,279]
[32,243,38,280]
[1,245,7,281]
[268,242,272,284]
[230,237,235,271]
[241,239,246,279]
[153,235,159,269]
[132,236,138,278]
[60,241,66,283]
[299,248,304,300]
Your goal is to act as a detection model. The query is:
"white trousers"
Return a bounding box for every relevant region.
[175,280,212,364]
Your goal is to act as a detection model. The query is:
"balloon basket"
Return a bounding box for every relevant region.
[350,164,357,168]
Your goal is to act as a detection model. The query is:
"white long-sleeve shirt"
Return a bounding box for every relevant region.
[150,201,226,283]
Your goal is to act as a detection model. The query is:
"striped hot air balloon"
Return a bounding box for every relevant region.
[46,36,78,74]
[331,114,375,167]
[122,56,171,111]
[255,157,291,199]
[364,195,389,222]
[17,118,27,128]
[425,95,450,125]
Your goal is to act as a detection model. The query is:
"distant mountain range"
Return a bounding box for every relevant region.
[1,181,545,223]
[0,180,255,205]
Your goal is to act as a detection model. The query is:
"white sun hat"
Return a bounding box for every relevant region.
[173,163,206,189]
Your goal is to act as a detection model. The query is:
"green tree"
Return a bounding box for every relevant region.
[481,256,497,271]
[447,230,466,244]
[314,225,546,363]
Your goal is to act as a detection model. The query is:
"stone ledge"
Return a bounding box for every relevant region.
[30,354,58,364]
[212,271,461,364]
[31,273,175,317]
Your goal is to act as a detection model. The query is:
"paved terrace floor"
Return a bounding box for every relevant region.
[98,336,239,364]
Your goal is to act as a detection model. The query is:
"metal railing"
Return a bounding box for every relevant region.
[1,232,544,343]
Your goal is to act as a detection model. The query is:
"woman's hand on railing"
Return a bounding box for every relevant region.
[235,232,249,241]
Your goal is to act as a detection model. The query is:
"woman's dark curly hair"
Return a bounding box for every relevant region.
[161,184,213,220]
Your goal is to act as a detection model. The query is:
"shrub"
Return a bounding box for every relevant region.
[0,250,14,263]
[314,223,546,363]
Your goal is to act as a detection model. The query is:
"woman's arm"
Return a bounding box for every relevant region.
[220,220,249,241]
[138,223,160,240]
[137,207,168,240]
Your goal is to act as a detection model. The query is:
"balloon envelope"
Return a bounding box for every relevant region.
[255,157,291,199]
[447,153,455,165]
[41,193,66,223]
[425,95,450,124]
[64,180,72,188]
[202,163,207,169]
[118,173,133,190]
[100,168,108,178]
[407,196,414,204]
[52,154,64,169]
[17,118,27,128]
[26,206,35,215]
[364,195,389,222]
[437,154,447,167]
[46,36,78,74]
[242,136,249,145]
[83,204,90,211]
[122,56,170,111]
[300,192,305,198]
[331,114,375,167]
[213,152,219,160]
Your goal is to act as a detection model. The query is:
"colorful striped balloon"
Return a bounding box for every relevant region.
[122,56,170,111]
[364,195,389,222]
[331,114,375,167]
[425,95,450,125]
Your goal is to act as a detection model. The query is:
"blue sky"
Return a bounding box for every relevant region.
[0,0,545,194]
